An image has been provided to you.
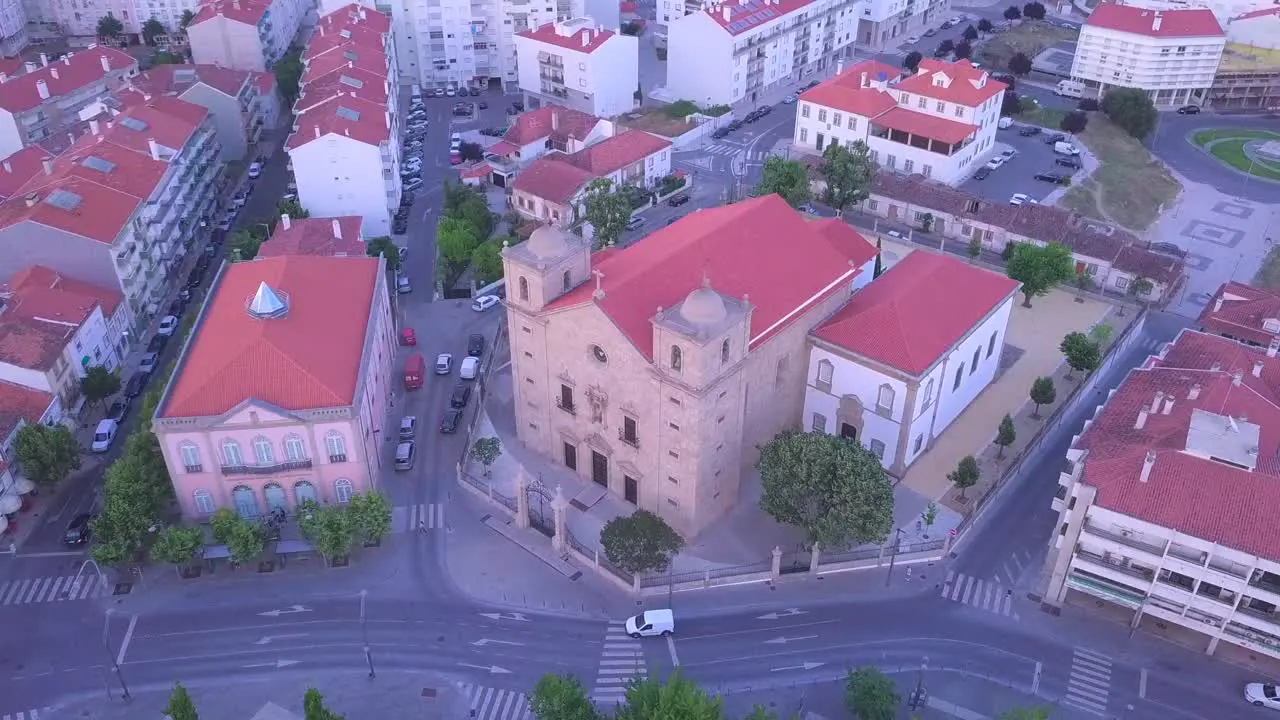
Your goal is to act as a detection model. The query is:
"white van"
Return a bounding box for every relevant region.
[460,356,480,380]
[625,609,674,638]
[91,418,118,453]
[997,116,1014,129]
[1055,80,1085,99]
[1054,141,1081,156]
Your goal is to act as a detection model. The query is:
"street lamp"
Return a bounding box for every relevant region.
[102,609,132,700]
[884,527,906,587]
[359,589,375,679]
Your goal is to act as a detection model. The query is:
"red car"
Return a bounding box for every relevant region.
[449,153,463,166]
[400,327,417,346]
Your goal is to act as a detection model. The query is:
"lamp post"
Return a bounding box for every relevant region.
[884,527,906,587]
[360,589,375,679]
[102,609,131,700]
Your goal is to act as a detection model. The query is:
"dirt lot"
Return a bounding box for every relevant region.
[616,107,694,138]
[1070,118,1181,232]
[978,20,1078,70]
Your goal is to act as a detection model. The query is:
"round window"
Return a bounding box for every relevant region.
[591,344,608,363]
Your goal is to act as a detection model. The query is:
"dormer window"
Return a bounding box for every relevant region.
[1266,319,1280,334]
[670,345,682,372]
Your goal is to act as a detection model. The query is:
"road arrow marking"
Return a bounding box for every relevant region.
[771,662,825,672]
[757,608,806,620]
[257,605,312,617]
[253,633,310,646]
[479,612,530,622]
[459,662,513,674]
[471,638,525,647]
[242,659,301,669]
[764,635,818,645]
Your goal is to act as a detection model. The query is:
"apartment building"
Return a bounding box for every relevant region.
[0,0,27,57]
[187,0,309,71]
[23,0,133,42]
[0,377,56,518]
[666,0,862,107]
[127,63,283,160]
[514,18,639,118]
[0,265,130,419]
[793,58,1004,185]
[856,0,950,51]
[1205,40,1280,111]
[0,47,139,159]
[1044,328,1280,665]
[1072,3,1226,107]
[0,95,223,322]
[287,4,400,236]
[392,0,581,90]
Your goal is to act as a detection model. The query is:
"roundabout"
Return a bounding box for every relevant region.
[1191,127,1280,183]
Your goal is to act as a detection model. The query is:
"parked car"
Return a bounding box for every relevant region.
[973,166,992,180]
[106,399,130,423]
[248,162,262,179]
[1018,126,1041,136]
[400,327,418,346]
[469,87,482,96]
[984,156,1006,170]
[1176,105,1201,115]
[711,127,730,139]
[91,418,118,452]
[139,352,160,374]
[64,514,93,545]
[668,194,690,207]
[399,415,418,440]
[435,353,453,375]
[1009,193,1038,206]
[460,356,480,380]
[396,273,412,294]
[1055,157,1082,169]
[1151,241,1188,257]
[146,334,167,354]
[626,216,645,231]
[439,409,463,433]
[394,441,416,471]
[403,178,424,193]
[124,372,148,398]
[1034,172,1069,184]
[1245,683,1280,709]
[1044,133,1067,145]
[450,382,472,409]
[467,333,485,357]
[157,315,179,336]
[472,295,500,312]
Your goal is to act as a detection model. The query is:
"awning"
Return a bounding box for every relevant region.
[275,540,314,554]
[203,544,230,560]
[0,493,20,514]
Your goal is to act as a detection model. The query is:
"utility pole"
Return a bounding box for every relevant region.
[360,589,375,679]
[907,656,928,711]
[884,527,906,587]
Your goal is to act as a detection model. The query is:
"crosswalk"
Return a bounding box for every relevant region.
[1064,647,1112,716]
[391,503,445,532]
[592,621,647,707]
[701,144,745,157]
[0,575,106,605]
[460,683,532,720]
[939,571,1019,618]
[2,710,45,720]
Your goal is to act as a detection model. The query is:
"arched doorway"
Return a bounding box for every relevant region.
[294,481,317,505]
[232,486,259,519]
[264,484,287,514]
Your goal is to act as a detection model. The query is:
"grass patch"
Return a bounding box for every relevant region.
[1076,118,1181,231]
[1208,139,1280,180]
[978,20,1078,70]
[1255,246,1280,289]
[1019,105,1067,131]
[1191,128,1280,146]
[1060,179,1105,221]
[616,106,695,137]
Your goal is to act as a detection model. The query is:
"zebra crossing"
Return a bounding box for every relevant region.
[701,144,746,157]
[939,571,1019,618]
[391,503,445,532]
[592,621,647,707]
[460,683,531,720]
[2,709,45,720]
[1063,647,1112,716]
[0,575,106,606]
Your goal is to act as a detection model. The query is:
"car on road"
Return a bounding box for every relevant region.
[440,409,463,433]
[106,399,130,423]
[467,333,486,357]
[460,356,480,380]
[248,162,262,179]
[1034,172,1069,184]
[64,514,93,545]
[394,441,415,470]
[1245,683,1280,709]
[1176,105,1201,115]
[472,295,500,312]
[450,382,472,409]
[124,372,148,398]
[396,273,412,294]
[1018,126,1041,136]
[711,126,730,139]
[668,194,690,207]
[904,35,919,44]
[1055,157,1082,169]
[1151,241,1188,257]
[886,229,904,239]
[782,94,797,104]
[91,418,118,452]
[923,27,937,36]
[984,156,1006,171]
[626,216,645,231]
[399,416,418,440]
[157,315,179,336]
[625,609,674,638]
[1044,133,1067,145]
[147,333,167,354]
[973,166,992,180]
[403,178,424,193]
[445,87,457,97]
[139,352,160,374]
[435,353,453,375]
[1001,148,1018,160]
[1009,193,1038,206]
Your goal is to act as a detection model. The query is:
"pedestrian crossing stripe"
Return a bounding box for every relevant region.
[940,571,1019,618]
[0,576,104,605]
[391,503,445,532]
[2,710,44,720]
[592,621,646,705]
[460,684,532,720]
[1063,647,1111,716]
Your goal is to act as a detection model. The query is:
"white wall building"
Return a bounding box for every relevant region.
[793,58,1005,185]
[0,0,27,56]
[665,0,862,107]
[514,18,638,118]
[803,251,1017,476]
[187,0,310,72]
[1071,3,1226,107]
[287,4,400,237]
[856,0,951,51]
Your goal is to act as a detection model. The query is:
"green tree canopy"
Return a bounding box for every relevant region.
[91,444,170,566]
[165,682,199,720]
[600,509,685,575]
[1100,87,1157,139]
[820,141,876,214]
[1060,110,1088,134]
[471,239,506,284]
[1023,1,1046,19]
[995,413,1017,458]
[229,228,265,261]
[844,667,899,720]
[274,46,304,104]
[150,525,204,573]
[97,14,124,38]
[365,235,401,273]
[276,198,309,220]
[303,688,345,720]
[953,40,973,60]
[1008,52,1033,76]
[998,707,1051,720]
[226,517,264,565]
[754,157,811,208]
[948,455,980,500]
[180,9,195,28]
[581,178,634,249]
[312,504,355,563]
[1060,331,1101,379]
[470,436,502,475]
[1029,376,1056,417]
[80,365,121,409]
[437,216,483,266]
[530,673,599,720]
[902,50,923,72]
[347,491,391,545]
[758,430,894,549]
[13,423,81,486]
[444,185,497,237]
[1005,242,1074,307]
[963,25,979,41]
[616,670,723,720]
[141,17,166,45]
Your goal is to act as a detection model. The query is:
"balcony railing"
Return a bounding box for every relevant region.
[1075,550,1154,582]
[1082,523,1166,557]
[556,398,576,415]
[618,428,639,449]
[221,459,314,476]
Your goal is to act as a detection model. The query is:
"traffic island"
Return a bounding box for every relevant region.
[1190,128,1280,183]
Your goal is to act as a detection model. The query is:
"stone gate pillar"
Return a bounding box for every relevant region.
[771,546,782,580]
[551,485,568,552]
[514,468,530,529]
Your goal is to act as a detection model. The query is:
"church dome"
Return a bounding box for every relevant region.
[526,224,569,259]
[679,284,728,325]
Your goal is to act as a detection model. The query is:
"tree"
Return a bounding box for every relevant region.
[758,430,894,549]
[180,9,195,29]
[97,14,124,39]
[1029,376,1056,417]
[277,198,309,220]
[922,501,939,537]
[150,525,204,575]
[142,18,166,45]
[226,518,264,565]
[948,455,980,500]
[819,141,875,215]
[873,237,884,279]
[1060,331,1101,379]
[303,688,346,720]
[471,240,505,284]
[210,507,240,544]
[347,491,391,546]
[530,674,599,720]
[458,141,485,162]
[13,424,81,486]
[1077,98,1100,112]
[1088,321,1114,347]
[754,156,811,209]
[1001,241,1018,262]
[581,178,634,249]
[1126,276,1154,308]
[1060,110,1088,134]
[995,414,1017,459]
[967,237,982,262]
[1101,87,1157,140]
[1001,91,1022,116]
[978,18,994,32]
[1008,52,1033,76]
[311,504,355,564]
[1023,1,1046,19]
[998,707,1050,720]
[919,212,934,233]
[274,46,305,105]
[165,682,199,720]
[90,446,169,566]
[436,216,483,267]
[229,228,264,262]
[1004,5,1021,20]
[365,235,401,273]
[616,671,722,720]
[80,366,121,410]
[963,24,979,41]
[938,39,955,56]
[844,667,898,720]
[600,509,685,575]
[470,436,502,475]
[1005,242,1074,307]
[902,50,923,72]
[153,51,186,65]
[953,40,973,60]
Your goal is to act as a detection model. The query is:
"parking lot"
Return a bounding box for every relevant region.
[961,122,1081,206]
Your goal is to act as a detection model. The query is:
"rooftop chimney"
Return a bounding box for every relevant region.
[1139,450,1157,483]
[41,157,53,175]
[722,6,730,22]
[332,219,342,239]
[1152,13,1162,31]
[582,30,591,46]
[100,55,110,73]
[314,125,321,139]
[50,68,59,81]
[552,111,560,131]
[147,137,161,161]
[281,214,291,231]
[860,71,868,88]
[23,61,36,74]
[62,54,70,66]
[359,7,366,19]
[1135,409,1149,429]
[1269,338,1280,358]
[1,160,10,173]
[1162,396,1174,415]
[1213,295,1224,312]
[1254,360,1265,378]
[90,119,100,136]
[1188,383,1201,400]
[1232,369,1244,386]
[0,72,7,83]
[24,192,37,207]
[36,79,49,100]
[39,53,48,67]
[1149,391,1164,414]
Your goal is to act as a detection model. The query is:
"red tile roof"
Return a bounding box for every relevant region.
[251,71,275,93]
[160,255,383,418]
[511,156,595,204]
[299,65,388,106]
[874,107,977,144]
[302,52,388,86]
[518,21,616,54]
[0,146,49,200]
[799,60,901,117]
[190,0,271,27]
[0,46,136,114]
[290,6,392,152]
[459,162,493,180]
[503,106,601,146]
[288,93,389,149]
[1197,281,1280,347]
[565,129,670,175]
[1086,3,1223,37]
[546,195,877,359]
[813,251,1019,375]
[1233,6,1280,21]
[0,57,24,78]
[703,0,820,36]
[259,216,365,257]
[128,63,252,98]
[318,3,392,34]
[0,380,54,442]
[896,60,1007,108]
[1074,329,1280,560]
[0,316,75,370]
[5,264,123,321]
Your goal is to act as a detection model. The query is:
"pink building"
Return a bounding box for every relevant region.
[152,254,395,520]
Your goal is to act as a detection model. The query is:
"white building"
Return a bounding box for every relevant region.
[1071,3,1226,107]
[803,251,1017,475]
[287,4,400,237]
[514,18,638,118]
[793,58,1005,185]
[665,0,862,107]
[856,0,952,51]
[0,0,26,57]
[1043,328,1280,665]
[187,0,310,72]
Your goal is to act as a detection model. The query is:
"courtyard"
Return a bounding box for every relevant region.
[1191,128,1280,183]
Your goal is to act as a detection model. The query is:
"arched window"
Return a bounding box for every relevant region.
[518,276,529,301]
[221,439,243,467]
[562,270,572,292]
[263,483,287,513]
[721,339,730,364]
[192,489,215,515]
[334,478,354,503]
[325,431,348,462]
[252,436,274,465]
[232,485,259,519]
[179,442,202,472]
[283,434,306,462]
[670,345,682,372]
[294,481,317,505]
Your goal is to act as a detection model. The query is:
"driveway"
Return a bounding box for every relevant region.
[961,123,1075,205]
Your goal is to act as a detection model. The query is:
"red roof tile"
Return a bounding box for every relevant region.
[511,157,595,204]
[565,129,670,175]
[799,60,901,117]
[518,21,616,54]
[703,0,820,36]
[190,0,271,27]
[546,195,877,359]
[0,46,136,114]
[0,315,74,371]
[0,147,49,200]
[814,252,1019,375]
[317,3,392,34]
[302,52,388,86]
[0,176,144,244]
[874,107,977,144]
[896,60,1007,108]
[160,255,383,418]
[288,93,389,150]
[0,57,24,78]
[1197,281,1280,347]
[259,217,365,257]
[299,65,388,106]
[503,106,601,146]
[0,380,54,442]
[1086,2,1224,37]
[1074,329,1280,560]
[251,71,275,93]
[459,162,493,179]
[129,63,252,98]
[5,264,123,321]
